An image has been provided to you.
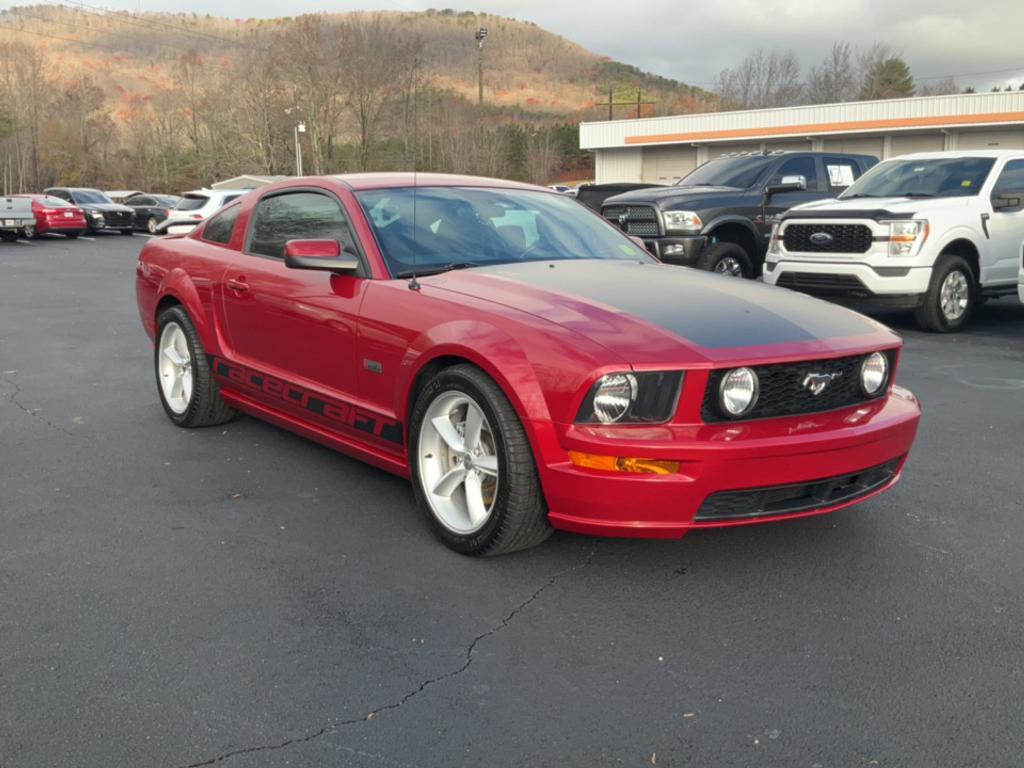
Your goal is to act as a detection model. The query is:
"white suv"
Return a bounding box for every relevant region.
[764,150,1024,332]
[164,189,249,235]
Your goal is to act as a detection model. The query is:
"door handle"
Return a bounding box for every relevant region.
[226,277,250,293]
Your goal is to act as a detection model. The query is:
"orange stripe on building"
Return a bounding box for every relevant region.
[624,112,1024,145]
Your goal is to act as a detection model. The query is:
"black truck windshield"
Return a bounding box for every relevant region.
[676,156,775,189]
[839,157,995,199]
[72,190,114,205]
[356,187,654,277]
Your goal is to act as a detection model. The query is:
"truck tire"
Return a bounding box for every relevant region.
[914,254,975,333]
[697,242,753,278]
[0,231,17,243]
[410,364,552,556]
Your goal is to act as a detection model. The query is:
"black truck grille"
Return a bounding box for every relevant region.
[602,205,661,237]
[694,459,901,522]
[701,351,894,423]
[783,223,873,253]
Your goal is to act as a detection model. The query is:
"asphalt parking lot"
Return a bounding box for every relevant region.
[2,233,1023,768]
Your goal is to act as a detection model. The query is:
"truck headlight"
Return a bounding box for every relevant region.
[663,210,703,233]
[577,372,684,424]
[885,220,929,257]
[767,224,781,255]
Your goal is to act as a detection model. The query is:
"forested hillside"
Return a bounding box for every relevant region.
[0,5,717,192]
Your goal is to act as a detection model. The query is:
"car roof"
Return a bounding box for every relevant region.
[891,150,1024,160]
[329,172,550,193]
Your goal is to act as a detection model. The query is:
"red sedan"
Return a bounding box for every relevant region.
[135,174,920,555]
[12,194,87,238]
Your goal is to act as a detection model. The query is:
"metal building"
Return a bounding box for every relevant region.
[580,91,1024,184]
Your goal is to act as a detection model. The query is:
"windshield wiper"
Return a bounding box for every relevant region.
[839,194,878,199]
[901,193,936,198]
[393,261,479,279]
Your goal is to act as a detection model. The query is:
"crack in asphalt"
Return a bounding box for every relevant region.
[179,541,600,767]
[1,374,76,437]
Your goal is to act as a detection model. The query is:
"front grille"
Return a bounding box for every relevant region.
[701,351,894,423]
[602,204,661,237]
[100,211,133,226]
[695,459,901,522]
[776,272,870,296]
[783,223,873,253]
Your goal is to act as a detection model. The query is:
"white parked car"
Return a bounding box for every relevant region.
[163,189,248,234]
[764,150,1024,332]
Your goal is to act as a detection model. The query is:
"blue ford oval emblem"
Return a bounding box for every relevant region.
[809,231,834,246]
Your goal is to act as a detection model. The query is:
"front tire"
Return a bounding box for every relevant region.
[914,254,975,332]
[154,305,236,427]
[410,364,552,556]
[697,242,753,278]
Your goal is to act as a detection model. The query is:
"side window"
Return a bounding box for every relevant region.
[248,191,358,259]
[991,160,1024,198]
[202,204,241,246]
[822,156,861,191]
[132,196,154,206]
[222,194,241,206]
[771,156,818,189]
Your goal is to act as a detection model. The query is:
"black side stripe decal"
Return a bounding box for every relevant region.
[209,356,404,446]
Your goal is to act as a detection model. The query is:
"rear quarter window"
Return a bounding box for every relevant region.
[202,205,241,246]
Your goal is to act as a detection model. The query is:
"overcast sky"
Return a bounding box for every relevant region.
[17,0,1024,91]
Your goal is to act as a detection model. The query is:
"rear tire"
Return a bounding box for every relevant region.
[120,228,134,236]
[697,242,754,278]
[0,231,17,243]
[66,231,80,239]
[146,217,159,234]
[154,305,236,428]
[914,254,975,333]
[410,364,552,556]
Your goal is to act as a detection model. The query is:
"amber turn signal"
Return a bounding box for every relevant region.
[569,451,679,475]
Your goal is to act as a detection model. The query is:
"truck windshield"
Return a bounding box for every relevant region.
[676,156,775,189]
[839,157,995,199]
[356,186,654,278]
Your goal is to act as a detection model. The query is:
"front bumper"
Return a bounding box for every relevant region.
[643,234,706,265]
[764,259,932,308]
[538,386,920,538]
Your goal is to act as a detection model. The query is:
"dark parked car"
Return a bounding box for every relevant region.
[575,182,663,212]
[42,187,135,235]
[124,193,181,234]
[601,151,878,278]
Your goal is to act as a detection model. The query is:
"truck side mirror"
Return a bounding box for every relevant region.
[991,189,1024,212]
[765,175,807,197]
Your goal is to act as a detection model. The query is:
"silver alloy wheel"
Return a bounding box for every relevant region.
[147,217,158,234]
[417,391,500,535]
[714,256,743,277]
[940,269,970,321]
[158,322,193,415]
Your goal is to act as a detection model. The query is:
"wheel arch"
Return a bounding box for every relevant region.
[704,217,762,263]
[154,269,220,355]
[938,237,981,282]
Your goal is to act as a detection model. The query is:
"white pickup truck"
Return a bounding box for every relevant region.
[1,196,36,242]
[764,150,1024,332]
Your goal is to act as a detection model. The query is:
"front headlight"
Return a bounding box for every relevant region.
[577,371,684,424]
[767,223,781,255]
[885,220,929,257]
[719,367,759,417]
[663,210,703,233]
[860,351,889,396]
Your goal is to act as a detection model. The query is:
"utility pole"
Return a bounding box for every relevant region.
[475,27,488,106]
[285,106,305,176]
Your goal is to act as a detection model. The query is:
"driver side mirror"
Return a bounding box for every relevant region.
[991,189,1024,212]
[765,175,808,196]
[284,239,360,272]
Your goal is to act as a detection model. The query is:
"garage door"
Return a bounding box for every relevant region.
[822,137,884,159]
[890,133,945,157]
[957,129,1024,150]
[641,146,698,184]
[763,140,813,153]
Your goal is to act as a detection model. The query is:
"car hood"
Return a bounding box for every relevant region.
[79,202,134,213]
[605,185,738,208]
[426,260,897,366]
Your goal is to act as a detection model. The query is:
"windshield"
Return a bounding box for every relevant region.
[676,156,775,189]
[356,186,654,277]
[39,196,72,208]
[72,189,113,205]
[839,157,996,199]
[175,195,209,211]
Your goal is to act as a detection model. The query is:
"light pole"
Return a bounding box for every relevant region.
[474,27,488,106]
[285,106,305,176]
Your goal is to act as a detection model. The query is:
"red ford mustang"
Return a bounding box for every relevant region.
[136,173,921,555]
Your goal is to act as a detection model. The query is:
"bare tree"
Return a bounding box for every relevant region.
[805,42,858,104]
[715,49,803,109]
[919,77,959,96]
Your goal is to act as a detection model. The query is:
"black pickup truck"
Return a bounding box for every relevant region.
[601,151,877,278]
